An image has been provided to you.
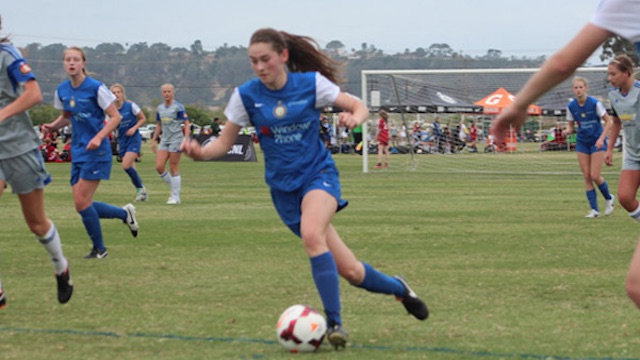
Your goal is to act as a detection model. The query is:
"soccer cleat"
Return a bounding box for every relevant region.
[326,324,348,350]
[395,275,429,320]
[585,209,601,219]
[84,247,108,259]
[123,203,139,237]
[605,195,615,216]
[0,290,6,309]
[55,266,73,304]
[134,187,148,202]
[166,196,181,205]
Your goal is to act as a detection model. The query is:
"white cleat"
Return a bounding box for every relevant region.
[123,203,139,237]
[135,187,148,202]
[605,195,615,216]
[585,209,601,219]
[166,196,181,205]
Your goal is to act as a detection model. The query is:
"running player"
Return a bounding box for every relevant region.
[0,15,73,306]
[565,76,614,218]
[150,83,189,205]
[43,47,138,259]
[181,28,428,350]
[111,83,148,202]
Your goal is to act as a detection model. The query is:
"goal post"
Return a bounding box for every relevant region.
[359,67,612,175]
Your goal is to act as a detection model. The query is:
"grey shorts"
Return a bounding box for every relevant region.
[622,154,640,171]
[158,141,182,153]
[0,149,51,194]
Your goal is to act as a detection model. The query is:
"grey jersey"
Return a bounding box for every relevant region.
[609,81,640,162]
[156,101,188,145]
[0,43,41,160]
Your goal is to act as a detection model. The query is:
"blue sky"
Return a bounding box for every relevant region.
[3,0,601,61]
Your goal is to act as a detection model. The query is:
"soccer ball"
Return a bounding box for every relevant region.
[276,304,327,353]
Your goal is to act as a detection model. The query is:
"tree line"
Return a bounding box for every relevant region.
[22,38,625,127]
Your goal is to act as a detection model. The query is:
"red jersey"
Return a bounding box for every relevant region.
[377,118,390,145]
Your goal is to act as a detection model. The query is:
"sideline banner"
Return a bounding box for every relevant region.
[194,134,258,162]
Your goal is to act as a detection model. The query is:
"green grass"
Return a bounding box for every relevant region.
[1,143,639,359]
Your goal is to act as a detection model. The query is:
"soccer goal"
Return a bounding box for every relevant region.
[359,67,616,176]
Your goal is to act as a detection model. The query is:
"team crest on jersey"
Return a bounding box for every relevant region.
[19,62,32,74]
[581,113,586,118]
[273,101,287,119]
[70,97,76,108]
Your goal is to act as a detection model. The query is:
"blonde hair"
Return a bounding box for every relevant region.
[110,83,127,101]
[572,76,589,87]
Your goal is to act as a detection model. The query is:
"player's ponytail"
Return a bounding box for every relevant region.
[250,28,343,85]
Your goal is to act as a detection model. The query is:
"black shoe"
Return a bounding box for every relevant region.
[56,266,73,304]
[84,247,108,259]
[395,275,429,320]
[326,324,348,350]
[0,290,6,309]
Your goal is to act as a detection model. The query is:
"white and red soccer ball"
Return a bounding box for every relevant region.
[276,304,327,353]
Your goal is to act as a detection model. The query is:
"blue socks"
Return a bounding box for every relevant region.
[93,201,126,221]
[597,180,612,201]
[356,262,405,297]
[125,167,144,189]
[78,205,105,251]
[586,189,598,211]
[310,252,341,326]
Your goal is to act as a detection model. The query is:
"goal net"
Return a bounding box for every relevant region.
[358,67,617,176]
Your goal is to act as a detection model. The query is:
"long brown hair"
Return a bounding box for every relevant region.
[610,54,635,77]
[249,28,343,84]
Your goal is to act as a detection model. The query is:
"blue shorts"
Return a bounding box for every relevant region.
[118,134,142,158]
[576,139,607,155]
[270,169,348,237]
[70,161,112,186]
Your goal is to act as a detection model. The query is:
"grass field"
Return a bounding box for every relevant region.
[1,143,640,359]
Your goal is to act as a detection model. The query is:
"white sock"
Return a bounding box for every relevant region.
[160,171,173,187]
[171,175,181,198]
[38,222,68,274]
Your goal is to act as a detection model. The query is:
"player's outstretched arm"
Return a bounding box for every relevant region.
[0,79,42,123]
[492,23,612,145]
[182,121,241,160]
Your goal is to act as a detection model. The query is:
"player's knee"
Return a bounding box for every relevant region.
[625,275,640,307]
[341,263,364,284]
[27,219,50,237]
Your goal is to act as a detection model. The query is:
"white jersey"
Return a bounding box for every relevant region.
[590,0,640,43]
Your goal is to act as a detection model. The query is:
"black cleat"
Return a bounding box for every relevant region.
[0,290,6,309]
[395,275,429,320]
[56,266,73,304]
[84,247,108,259]
[326,324,348,350]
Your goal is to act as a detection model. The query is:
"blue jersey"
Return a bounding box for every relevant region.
[566,96,606,144]
[116,100,142,144]
[225,72,340,191]
[54,76,116,163]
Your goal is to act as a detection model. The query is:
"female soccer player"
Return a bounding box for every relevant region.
[374,109,390,169]
[491,0,640,309]
[181,28,428,349]
[0,15,73,306]
[565,77,614,218]
[43,47,138,259]
[111,83,148,202]
[151,83,189,205]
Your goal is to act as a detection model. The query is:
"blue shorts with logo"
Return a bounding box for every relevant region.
[70,161,112,186]
[270,169,348,237]
[118,134,142,158]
